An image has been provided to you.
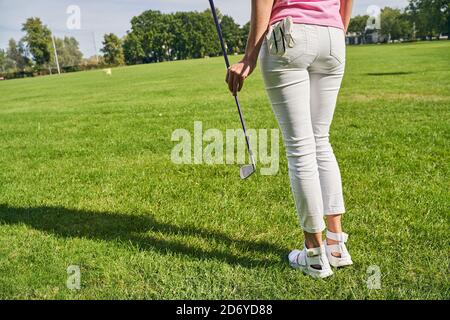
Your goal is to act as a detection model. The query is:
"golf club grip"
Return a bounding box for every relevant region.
[208,0,230,69]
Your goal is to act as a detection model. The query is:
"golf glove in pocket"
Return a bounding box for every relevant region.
[266,16,295,57]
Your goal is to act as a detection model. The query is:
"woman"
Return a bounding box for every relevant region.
[226,0,354,278]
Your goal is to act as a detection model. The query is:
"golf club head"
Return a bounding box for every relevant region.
[240,165,255,179]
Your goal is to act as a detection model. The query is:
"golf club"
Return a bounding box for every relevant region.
[208,0,256,180]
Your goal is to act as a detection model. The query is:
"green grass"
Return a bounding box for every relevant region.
[0,41,449,299]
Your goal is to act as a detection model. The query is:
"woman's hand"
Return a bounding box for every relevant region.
[224,0,274,95]
[226,58,256,96]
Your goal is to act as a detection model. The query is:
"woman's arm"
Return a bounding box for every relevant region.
[340,0,354,32]
[226,0,274,96]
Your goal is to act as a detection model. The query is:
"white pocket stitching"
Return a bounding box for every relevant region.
[329,27,345,64]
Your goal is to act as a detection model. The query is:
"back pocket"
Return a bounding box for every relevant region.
[328,27,346,64]
[266,17,307,64]
[285,24,307,63]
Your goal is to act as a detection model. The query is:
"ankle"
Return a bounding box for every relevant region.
[305,240,322,249]
[326,214,342,233]
[304,232,323,249]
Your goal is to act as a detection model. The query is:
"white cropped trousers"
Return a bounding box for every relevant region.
[260,23,347,233]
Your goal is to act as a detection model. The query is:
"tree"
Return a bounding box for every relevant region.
[169,12,190,60]
[122,7,248,65]
[54,36,83,68]
[178,10,221,59]
[220,15,242,54]
[240,22,251,50]
[123,32,145,64]
[21,17,53,68]
[101,33,124,65]
[6,38,30,71]
[0,49,8,73]
[434,0,449,38]
[380,8,412,41]
[0,50,5,65]
[126,10,174,63]
[348,15,369,34]
[124,9,221,63]
[407,0,449,39]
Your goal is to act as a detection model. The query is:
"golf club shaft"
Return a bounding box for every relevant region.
[208,0,256,168]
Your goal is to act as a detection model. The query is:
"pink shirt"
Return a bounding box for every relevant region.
[269,0,344,30]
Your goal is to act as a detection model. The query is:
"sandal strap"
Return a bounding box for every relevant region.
[326,243,342,253]
[326,242,350,259]
[305,245,322,257]
[307,254,322,266]
[326,230,348,243]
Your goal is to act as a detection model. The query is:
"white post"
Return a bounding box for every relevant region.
[92,32,99,64]
[52,35,61,74]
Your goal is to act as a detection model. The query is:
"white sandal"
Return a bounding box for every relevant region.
[288,244,333,279]
[325,231,353,268]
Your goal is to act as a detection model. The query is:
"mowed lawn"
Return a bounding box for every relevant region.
[0,41,449,299]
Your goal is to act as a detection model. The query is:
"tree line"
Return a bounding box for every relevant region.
[102,9,248,65]
[1,0,448,79]
[0,8,246,78]
[348,0,448,42]
[0,17,84,77]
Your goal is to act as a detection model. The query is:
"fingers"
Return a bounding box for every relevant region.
[237,76,244,93]
[226,64,248,96]
[238,65,249,92]
[227,67,237,95]
[232,71,240,96]
[227,68,234,93]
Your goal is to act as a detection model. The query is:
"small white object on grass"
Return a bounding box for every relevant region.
[103,68,112,76]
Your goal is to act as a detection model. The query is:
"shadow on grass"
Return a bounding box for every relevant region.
[0,204,287,268]
[366,71,413,76]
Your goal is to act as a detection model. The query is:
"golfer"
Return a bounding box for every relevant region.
[226,0,354,278]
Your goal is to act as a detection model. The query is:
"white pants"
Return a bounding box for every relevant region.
[259,23,346,233]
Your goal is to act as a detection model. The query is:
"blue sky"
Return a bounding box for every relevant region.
[0,0,409,57]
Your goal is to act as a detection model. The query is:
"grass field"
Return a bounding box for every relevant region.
[0,41,449,299]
